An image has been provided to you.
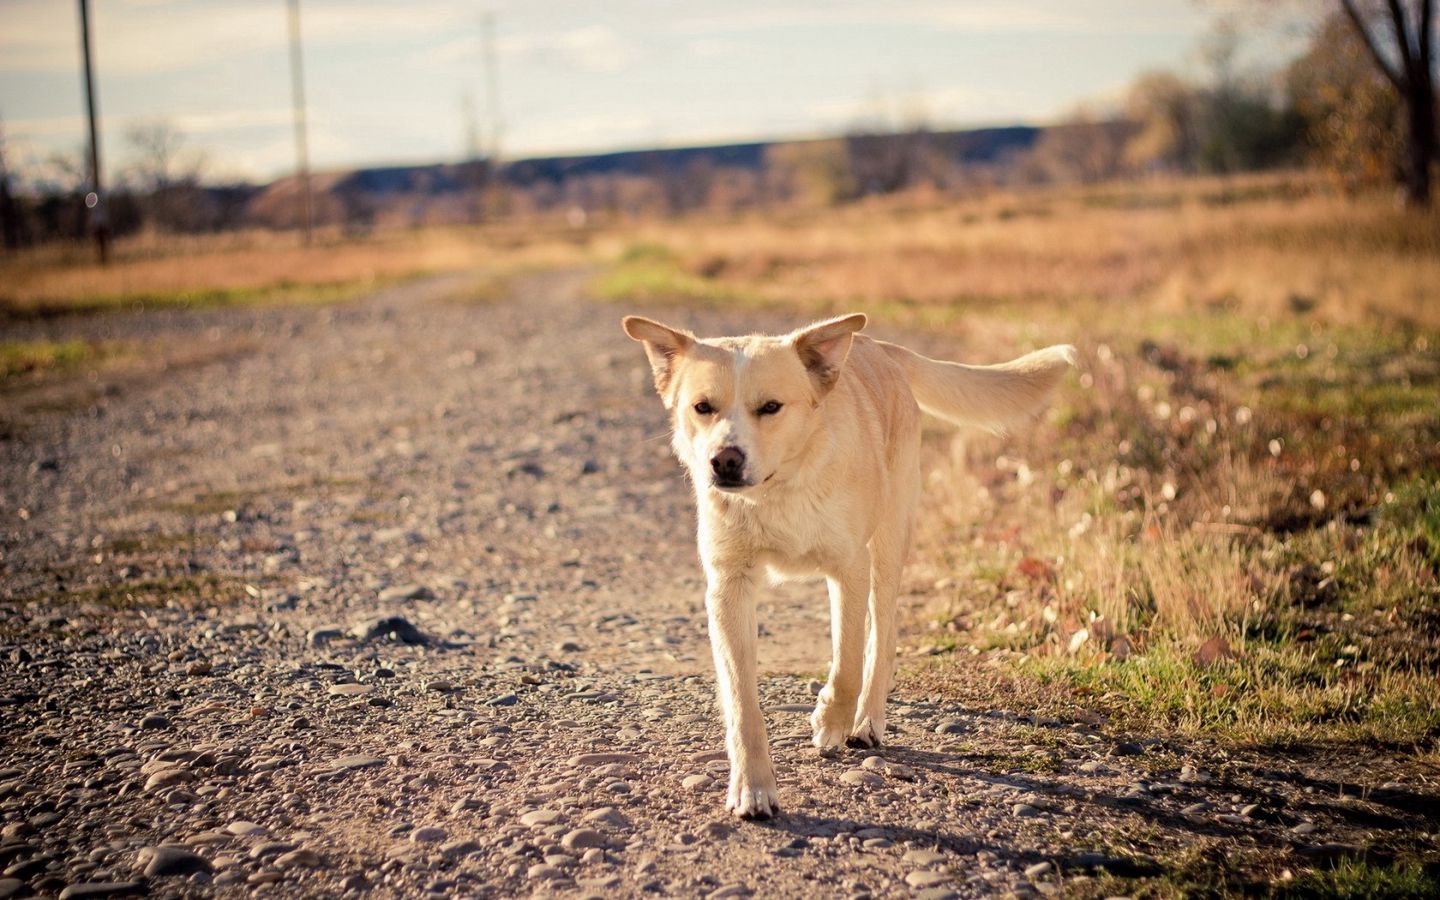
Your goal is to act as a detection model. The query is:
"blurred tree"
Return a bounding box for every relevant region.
[0,116,20,251]
[1026,112,1133,183]
[765,140,855,206]
[1336,0,1436,206]
[1124,71,1204,172]
[1289,12,1405,192]
[124,119,212,231]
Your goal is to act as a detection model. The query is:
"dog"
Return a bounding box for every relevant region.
[623,312,1074,818]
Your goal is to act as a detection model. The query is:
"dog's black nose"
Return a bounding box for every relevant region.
[710,446,746,482]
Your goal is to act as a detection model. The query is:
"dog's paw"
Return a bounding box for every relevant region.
[811,700,854,751]
[726,772,780,820]
[847,715,884,749]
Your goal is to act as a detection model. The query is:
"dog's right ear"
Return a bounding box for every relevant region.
[622,316,695,404]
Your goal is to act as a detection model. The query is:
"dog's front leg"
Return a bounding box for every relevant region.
[705,565,778,819]
[811,553,870,751]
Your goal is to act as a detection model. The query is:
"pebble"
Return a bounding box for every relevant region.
[527,863,567,881]
[706,884,751,899]
[583,807,631,829]
[307,627,343,646]
[560,829,608,851]
[1023,861,1052,878]
[138,715,170,730]
[328,755,384,772]
[905,871,951,887]
[486,694,519,707]
[1182,802,1212,815]
[328,683,372,697]
[520,810,563,827]
[140,845,213,877]
[0,880,22,900]
[934,720,966,734]
[227,821,266,837]
[1012,803,1041,818]
[58,883,145,899]
[840,769,884,787]
[410,827,447,843]
[682,774,713,791]
[1291,822,1316,835]
[903,850,947,866]
[378,583,435,603]
[274,848,324,868]
[351,616,429,645]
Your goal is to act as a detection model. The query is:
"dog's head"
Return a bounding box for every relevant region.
[622,313,867,496]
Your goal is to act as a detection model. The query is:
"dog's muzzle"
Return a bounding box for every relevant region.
[710,446,750,490]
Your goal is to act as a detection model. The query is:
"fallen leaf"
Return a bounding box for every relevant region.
[1195,636,1239,668]
[1017,556,1054,582]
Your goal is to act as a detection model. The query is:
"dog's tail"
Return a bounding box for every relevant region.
[876,339,1077,434]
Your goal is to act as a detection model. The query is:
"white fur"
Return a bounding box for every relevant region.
[623,312,1074,818]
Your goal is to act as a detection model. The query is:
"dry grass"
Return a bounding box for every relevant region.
[595,172,1440,750]
[0,224,600,318]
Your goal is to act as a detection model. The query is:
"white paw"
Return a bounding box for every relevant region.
[847,714,884,748]
[726,770,780,820]
[811,699,855,750]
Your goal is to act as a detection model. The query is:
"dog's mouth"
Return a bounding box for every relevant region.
[711,477,752,492]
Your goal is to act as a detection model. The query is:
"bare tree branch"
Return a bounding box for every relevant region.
[1419,0,1434,86]
[1386,0,1416,73]
[1341,0,1406,88]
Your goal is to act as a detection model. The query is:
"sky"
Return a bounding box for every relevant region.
[0,0,1280,185]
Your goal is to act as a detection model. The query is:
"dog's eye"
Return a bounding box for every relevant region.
[757,400,783,416]
[693,400,714,415]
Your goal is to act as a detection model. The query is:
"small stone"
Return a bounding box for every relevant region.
[307,627,343,646]
[340,874,369,892]
[560,829,607,851]
[1111,742,1144,756]
[226,821,266,837]
[274,849,323,868]
[840,769,884,787]
[520,810,563,827]
[1024,861,1052,878]
[1239,803,1261,818]
[903,850,946,866]
[1077,760,1106,774]
[568,752,641,767]
[328,683,371,697]
[58,883,145,899]
[583,807,631,829]
[934,720,966,735]
[1291,822,1316,835]
[143,768,192,791]
[351,616,429,645]
[1012,803,1041,818]
[555,641,584,652]
[905,871,950,888]
[0,880,21,900]
[141,845,213,877]
[860,756,886,770]
[527,863,567,881]
[486,694,519,707]
[1182,801,1212,815]
[186,661,212,676]
[328,755,384,773]
[424,680,455,693]
[410,827,447,843]
[440,840,479,857]
[378,583,435,603]
[706,885,750,899]
[138,715,170,730]
[682,774,713,791]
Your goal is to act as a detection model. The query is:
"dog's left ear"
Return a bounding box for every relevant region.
[791,313,867,395]
[622,315,695,405]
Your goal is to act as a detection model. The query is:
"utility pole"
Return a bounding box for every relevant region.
[481,11,501,165]
[286,0,313,243]
[77,0,108,263]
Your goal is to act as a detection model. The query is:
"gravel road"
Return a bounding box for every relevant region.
[2,271,1436,899]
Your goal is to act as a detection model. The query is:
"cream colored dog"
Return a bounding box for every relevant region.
[623,312,1074,819]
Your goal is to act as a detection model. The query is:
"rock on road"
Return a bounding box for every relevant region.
[3,271,1436,898]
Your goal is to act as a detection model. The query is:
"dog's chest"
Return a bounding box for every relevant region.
[707,490,852,573]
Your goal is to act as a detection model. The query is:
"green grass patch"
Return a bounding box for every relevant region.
[1272,859,1440,900]
[0,338,114,380]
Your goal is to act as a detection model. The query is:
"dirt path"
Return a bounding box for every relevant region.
[2,271,1436,899]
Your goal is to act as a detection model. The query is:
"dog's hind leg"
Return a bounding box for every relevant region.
[811,553,871,752]
[705,565,779,819]
[850,472,918,748]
